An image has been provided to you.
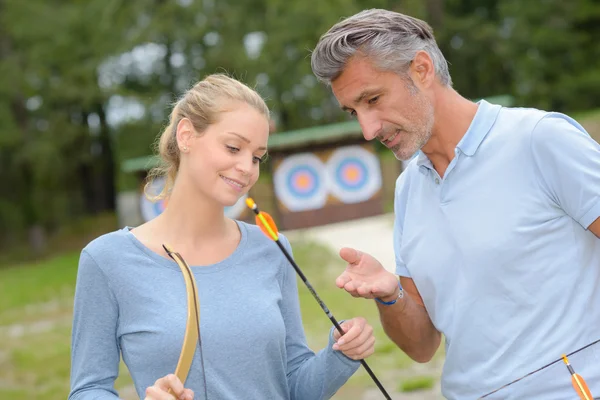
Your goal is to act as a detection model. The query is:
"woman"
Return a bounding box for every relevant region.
[69,74,376,400]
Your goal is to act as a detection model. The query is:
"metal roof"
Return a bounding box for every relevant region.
[121,95,519,173]
[122,120,363,173]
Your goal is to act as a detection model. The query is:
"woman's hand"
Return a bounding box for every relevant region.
[144,374,194,400]
[332,317,375,360]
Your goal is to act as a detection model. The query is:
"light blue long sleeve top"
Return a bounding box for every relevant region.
[69,221,360,399]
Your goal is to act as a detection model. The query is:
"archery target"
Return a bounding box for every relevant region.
[273,153,328,212]
[140,176,169,221]
[225,193,248,219]
[326,146,382,204]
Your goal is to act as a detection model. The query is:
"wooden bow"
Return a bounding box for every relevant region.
[162,244,201,394]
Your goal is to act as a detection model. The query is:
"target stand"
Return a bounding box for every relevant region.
[268,122,387,230]
[118,121,399,230]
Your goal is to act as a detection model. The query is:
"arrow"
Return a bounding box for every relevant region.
[245,197,392,400]
[478,338,600,399]
[562,354,594,400]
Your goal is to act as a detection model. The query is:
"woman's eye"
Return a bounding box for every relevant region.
[253,156,262,164]
[350,110,357,117]
[226,145,239,153]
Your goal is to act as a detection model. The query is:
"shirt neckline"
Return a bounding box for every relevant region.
[123,220,248,274]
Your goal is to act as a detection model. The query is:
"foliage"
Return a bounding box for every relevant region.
[1,0,599,254]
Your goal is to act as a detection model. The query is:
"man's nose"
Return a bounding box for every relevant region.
[357,112,381,141]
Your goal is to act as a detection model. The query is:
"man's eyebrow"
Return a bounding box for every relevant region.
[353,88,380,104]
[340,89,381,112]
[226,132,267,151]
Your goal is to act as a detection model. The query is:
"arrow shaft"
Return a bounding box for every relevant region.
[273,239,392,400]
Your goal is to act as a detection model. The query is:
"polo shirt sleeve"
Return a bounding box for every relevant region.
[393,174,412,277]
[530,113,600,229]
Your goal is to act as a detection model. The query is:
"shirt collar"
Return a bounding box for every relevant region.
[456,99,502,156]
[415,99,502,167]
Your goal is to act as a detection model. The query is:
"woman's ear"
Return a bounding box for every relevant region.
[176,118,195,152]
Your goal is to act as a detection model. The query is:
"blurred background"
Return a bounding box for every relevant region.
[0,0,599,399]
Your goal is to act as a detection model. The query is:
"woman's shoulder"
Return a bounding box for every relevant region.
[82,227,131,256]
[236,220,291,249]
[79,228,142,273]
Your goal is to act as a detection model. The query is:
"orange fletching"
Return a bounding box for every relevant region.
[563,355,594,400]
[572,374,594,400]
[255,211,279,240]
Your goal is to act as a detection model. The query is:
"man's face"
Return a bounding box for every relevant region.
[331,57,434,161]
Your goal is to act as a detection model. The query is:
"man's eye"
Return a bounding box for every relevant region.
[368,96,379,104]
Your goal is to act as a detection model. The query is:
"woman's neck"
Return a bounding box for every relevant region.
[152,180,229,249]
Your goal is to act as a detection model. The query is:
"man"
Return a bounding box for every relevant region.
[311,8,600,400]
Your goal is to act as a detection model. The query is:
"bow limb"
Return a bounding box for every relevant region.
[163,244,201,394]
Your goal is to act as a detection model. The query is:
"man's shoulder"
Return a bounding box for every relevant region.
[495,105,586,135]
[495,105,549,131]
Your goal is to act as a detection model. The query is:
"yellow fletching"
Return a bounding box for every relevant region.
[245,197,256,209]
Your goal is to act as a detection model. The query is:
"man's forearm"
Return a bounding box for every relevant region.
[377,293,441,363]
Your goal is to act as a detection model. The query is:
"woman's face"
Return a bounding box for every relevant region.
[178,101,269,207]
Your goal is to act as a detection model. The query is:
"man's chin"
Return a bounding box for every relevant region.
[392,147,417,162]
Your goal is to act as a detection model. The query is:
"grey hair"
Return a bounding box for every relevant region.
[311,9,452,86]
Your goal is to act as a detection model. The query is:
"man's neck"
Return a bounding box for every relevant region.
[421,88,479,178]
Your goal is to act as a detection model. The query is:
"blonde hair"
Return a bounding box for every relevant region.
[145,74,270,200]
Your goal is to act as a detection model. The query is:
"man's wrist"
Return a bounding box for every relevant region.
[379,286,401,302]
[375,277,404,306]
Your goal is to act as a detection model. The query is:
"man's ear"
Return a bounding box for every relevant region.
[409,50,436,88]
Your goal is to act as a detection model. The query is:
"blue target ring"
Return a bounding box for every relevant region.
[326,145,382,204]
[286,165,320,198]
[273,153,328,212]
[153,199,167,215]
[335,158,368,191]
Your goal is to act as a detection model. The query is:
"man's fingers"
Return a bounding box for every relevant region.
[335,273,351,288]
[355,283,375,297]
[339,247,362,265]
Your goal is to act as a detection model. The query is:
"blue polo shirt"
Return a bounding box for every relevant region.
[393,100,600,399]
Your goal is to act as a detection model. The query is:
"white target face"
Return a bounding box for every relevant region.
[140,176,169,222]
[224,193,248,219]
[326,146,382,204]
[273,153,328,212]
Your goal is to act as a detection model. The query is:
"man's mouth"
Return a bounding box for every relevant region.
[382,129,401,146]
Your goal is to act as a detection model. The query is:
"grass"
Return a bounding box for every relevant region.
[274,240,443,397]
[399,376,436,392]
[0,252,79,316]
[0,234,442,400]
